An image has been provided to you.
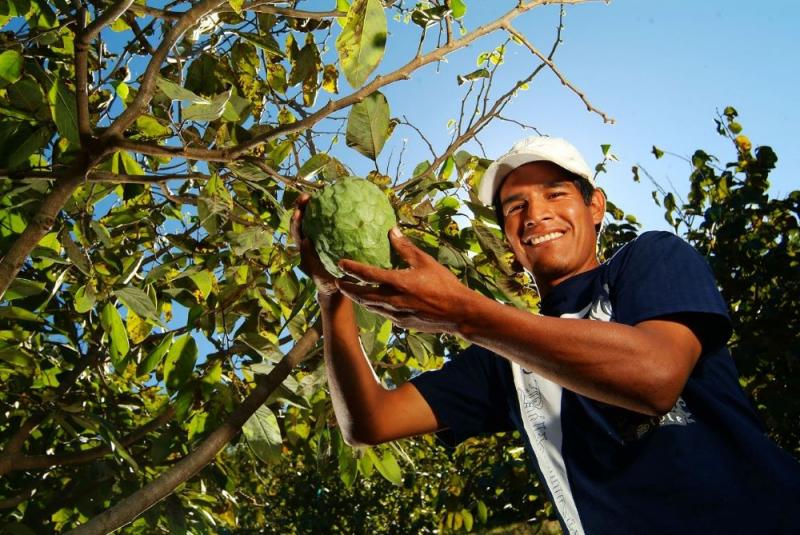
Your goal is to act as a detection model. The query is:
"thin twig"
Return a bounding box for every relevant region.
[503,23,614,124]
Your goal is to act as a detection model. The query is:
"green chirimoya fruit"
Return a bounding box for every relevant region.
[303,177,397,278]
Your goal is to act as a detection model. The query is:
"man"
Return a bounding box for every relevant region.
[291,137,800,534]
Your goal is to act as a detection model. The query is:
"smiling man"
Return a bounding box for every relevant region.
[291,136,800,534]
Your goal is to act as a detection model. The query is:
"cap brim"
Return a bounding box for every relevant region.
[478,154,550,205]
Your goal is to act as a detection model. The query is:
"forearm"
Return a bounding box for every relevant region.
[456,291,690,415]
[319,292,387,445]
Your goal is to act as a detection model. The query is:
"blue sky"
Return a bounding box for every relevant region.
[340,0,799,230]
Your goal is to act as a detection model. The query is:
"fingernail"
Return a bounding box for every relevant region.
[390,226,402,238]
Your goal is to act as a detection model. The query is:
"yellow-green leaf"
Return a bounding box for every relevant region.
[137,333,174,376]
[335,0,386,88]
[114,286,160,325]
[100,303,129,370]
[163,334,197,392]
[0,50,23,88]
[345,91,390,160]
[243,405,282,464]
[48,79,79,146]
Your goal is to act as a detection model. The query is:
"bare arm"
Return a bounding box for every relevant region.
[291,197,439,446]
[319,293,440,446]
[338,229,703,417]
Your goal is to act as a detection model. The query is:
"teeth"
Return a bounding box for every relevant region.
[525,232,564,246]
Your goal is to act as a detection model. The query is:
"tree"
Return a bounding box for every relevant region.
[642,108,800,456]
[0,0,613,532]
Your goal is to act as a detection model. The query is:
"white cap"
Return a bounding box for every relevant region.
[477,136,593,205]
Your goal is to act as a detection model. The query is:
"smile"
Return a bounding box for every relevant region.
[523,231,565,246]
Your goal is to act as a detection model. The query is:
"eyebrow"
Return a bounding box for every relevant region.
[500,181,570,206]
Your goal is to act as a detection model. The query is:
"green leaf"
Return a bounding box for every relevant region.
[189,269,214,299]
[0,306,42,322]
[134,115,172,139]
[183,89,231,122]
[119,151,144,175]
[652,145,664,159]
[59,228,91,275]
[337,431,358,487]
[73,283,97,313]
[5,278,45,301]
[100,303,129,370]
[451,0,467,19]
[477,500,488,524]
[456,67,490,85]
[0,50,23,88]
[462,509,474,531]
[163,335,198,392]
[335,0,387,88]
[243,405,283,464]
[114,287,161,325]
[345,91,390,160]
[234,31,283,57]
[48,79,79,146]
[0,345,34,369]
[227,226,272,255]
[472,222,513,275]
[229,0,244,14]
[365,448,402,485]
[155,76,206,103]
[137,333,174,376]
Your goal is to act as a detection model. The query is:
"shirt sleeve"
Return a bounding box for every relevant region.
[608,231,732,350]
[409,345,514,446]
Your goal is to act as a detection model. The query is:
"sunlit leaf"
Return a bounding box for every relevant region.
[345,91,390,160]
[114,287,161,325]
[163,335,198,392]
[335,0,387,88]
[100,303,129,370]
[48,79,79,146]
[0,50,23,88]
[243,405,282,464]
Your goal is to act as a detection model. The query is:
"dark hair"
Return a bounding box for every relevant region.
[492,172,596,232]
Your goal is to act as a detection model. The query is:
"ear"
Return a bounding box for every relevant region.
[590,187,606,227]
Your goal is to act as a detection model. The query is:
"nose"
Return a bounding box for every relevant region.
[524,200,552,228]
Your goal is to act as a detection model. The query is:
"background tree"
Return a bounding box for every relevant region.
[0,0,614,532]
[641,108,799,456]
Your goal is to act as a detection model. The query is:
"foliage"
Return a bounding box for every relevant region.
[643,108,800,455]
[0,0,612,532]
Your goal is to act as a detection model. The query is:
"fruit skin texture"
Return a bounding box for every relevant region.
[302,178,397,278]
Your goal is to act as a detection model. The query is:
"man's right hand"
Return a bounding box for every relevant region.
[290,193,339,299]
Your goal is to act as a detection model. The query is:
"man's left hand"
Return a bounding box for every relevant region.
[336,227,471,334]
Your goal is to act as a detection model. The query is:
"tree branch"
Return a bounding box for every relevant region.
[115,139,231,162]
[2,407,175,475]
[87,171,212,184]
[102,0,230,139]
[128,4,180,20]
[75,0,137,141]
[240,5,347,19]
[0,175,84,300]
[227,0,592,159]
[68,321,322,535]
[503,23,614,124]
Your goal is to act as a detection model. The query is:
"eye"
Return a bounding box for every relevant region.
[547,191,566,200]
[505,202,523,216]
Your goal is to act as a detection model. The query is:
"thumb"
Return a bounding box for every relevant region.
[388,226,422,266]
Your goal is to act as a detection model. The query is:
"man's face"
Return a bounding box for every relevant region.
[498,161,605,294]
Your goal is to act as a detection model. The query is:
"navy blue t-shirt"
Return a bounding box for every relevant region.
[411,231,800,534]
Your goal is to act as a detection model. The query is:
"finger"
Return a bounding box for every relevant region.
[388,227,427,267]
[290,194,312,245]
[290,208,304,245]
[337,281,408,311]
[338,259,396,285]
